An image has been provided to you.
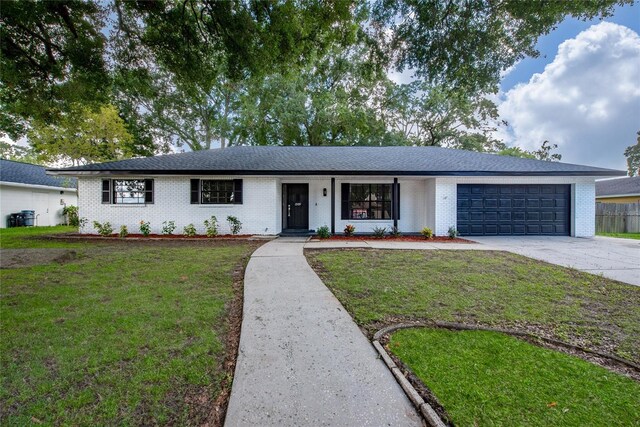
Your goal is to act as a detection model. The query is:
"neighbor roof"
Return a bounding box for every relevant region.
[47,146,624,177]
[596,176,640,197]
[1,159,77,188]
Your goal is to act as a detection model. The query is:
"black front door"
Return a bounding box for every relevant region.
[284,184,309,230]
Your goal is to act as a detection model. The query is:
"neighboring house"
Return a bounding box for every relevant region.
[47,146,624,237]
[595,176,640,204]
[1,159,78,228]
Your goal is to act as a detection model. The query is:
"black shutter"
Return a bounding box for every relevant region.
[102,179,111,204]
[233,179,243,204]
[190,179,200,204]
[144,179,154,203]
[341,183,349,220]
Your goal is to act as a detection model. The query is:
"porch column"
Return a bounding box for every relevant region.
[393,177,399,230]
[331,177,335,234]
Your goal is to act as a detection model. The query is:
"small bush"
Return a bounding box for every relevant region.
[139,220,151,237]
[78,217,89,232]
[227,216,242,235]
[389,226,401,237]
[421,227,433,239]
[372,226,387,238]
[93,221,113,237]
[119,225,128,238]
[203,216,218,237]
[448,226,459,239]
[161,220,176,235]
[183,223,197,237]
[317,225,331,239]
[62,205,79,227]
[344,224,355,236]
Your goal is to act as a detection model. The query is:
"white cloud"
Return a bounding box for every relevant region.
[497,22,640,170]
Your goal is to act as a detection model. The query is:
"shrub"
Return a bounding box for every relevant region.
[388,226,401,237]
[92,221,113,237]
[183,223,197,237]
[139,220,151,237]
[78,217,89,232]
[119,225,128,238]
[372,226,387,238]
[203,216,218,237]
[344,224,355,236]
[227,216,242,235]
[161,220,176,235]
[421,227,433,239]
[316,225,331,239]
[448,226,459,239]
[62,205,79,227]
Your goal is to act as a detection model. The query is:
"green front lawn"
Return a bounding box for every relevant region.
[1,227,258,425]
[0,225,80,248]
[306,249,640,363]
[390,328,640,426]
[596,232,640,240]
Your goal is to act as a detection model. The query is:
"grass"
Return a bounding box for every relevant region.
[1,226,258,425]
[0,225,80,248]
[597,232,640,240]
[390,328,640,426]
[306,249,640,362]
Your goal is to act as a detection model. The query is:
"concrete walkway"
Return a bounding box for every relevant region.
[225,238,422,427]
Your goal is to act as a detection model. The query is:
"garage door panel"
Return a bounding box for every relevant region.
[457,184,570,236]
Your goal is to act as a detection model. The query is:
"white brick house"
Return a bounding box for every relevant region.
[47,146,624,237]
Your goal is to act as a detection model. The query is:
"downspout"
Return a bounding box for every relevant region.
[331,178,335,235]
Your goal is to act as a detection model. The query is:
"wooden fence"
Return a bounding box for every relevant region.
[595,202,640,233]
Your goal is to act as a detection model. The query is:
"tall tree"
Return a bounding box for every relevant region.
[0,0,109,138]
[28,104,134,166]
[624,131,640,176]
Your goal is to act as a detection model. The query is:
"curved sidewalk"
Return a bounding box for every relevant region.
[225,238,422,426]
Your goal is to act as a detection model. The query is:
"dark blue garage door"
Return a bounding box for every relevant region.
[457,184,570,236]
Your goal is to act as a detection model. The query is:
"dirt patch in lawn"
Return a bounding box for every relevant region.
[0,248,81,268]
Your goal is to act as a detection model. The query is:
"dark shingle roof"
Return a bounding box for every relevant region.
[47,146,624,177]
[596,176,640,197]
[1,159,77,188]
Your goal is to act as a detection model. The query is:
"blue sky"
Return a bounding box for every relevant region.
[496,3,640,171]
[502,3,640,92]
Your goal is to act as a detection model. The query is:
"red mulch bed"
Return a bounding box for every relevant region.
[79,234,255,239]
[313,235,474,243]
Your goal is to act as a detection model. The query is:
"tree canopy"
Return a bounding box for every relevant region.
[0,0,629,163]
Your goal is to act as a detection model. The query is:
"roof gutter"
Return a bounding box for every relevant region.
[0,180,78,192]
[46,169,627,177]
[596,193,640,199]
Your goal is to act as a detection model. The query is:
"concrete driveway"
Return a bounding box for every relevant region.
[468,236,640,286]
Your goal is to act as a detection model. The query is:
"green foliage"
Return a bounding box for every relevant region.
[62,205,79,227]
[0,142,41,164]
[139,221,151,237]
[532,140,562,162]
[497,146,536,159]
[78,217,88,232]
[391,328,640,426]
[448,226,458,239]
[624,131,640,176]
[161,221,176,235]
[372,226,387,238]
[372,0,625,93]
[344,224,356,237]
[226,216,242,235]
[28,104,135,165]
[0,0,109,139]
[119,225,128,238]
[183,223,197,237]
[316,225,331,239]
[388,226,401,237]
[203,216,218,237]
[420,227,433,239]
[92,221,113,237]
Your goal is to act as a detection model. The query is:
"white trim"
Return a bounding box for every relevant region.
[0,181,77,192]
[596,194,640,199]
